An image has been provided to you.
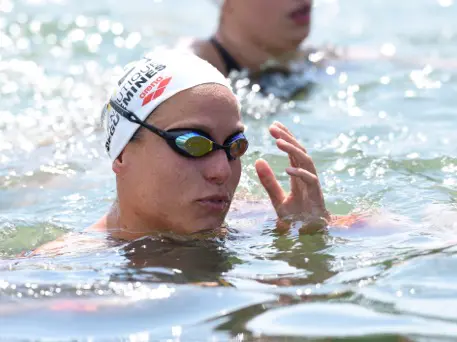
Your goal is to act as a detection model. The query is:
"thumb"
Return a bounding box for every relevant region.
[255,158,285,210]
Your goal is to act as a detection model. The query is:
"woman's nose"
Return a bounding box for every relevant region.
[202,150,233,185]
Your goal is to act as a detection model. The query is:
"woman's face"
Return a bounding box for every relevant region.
[225,0,313,51]
[115,84,244,235]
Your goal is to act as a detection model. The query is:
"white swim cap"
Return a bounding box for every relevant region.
[101,49,232,161]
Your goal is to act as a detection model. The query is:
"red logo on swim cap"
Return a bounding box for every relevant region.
[141,77,172,106]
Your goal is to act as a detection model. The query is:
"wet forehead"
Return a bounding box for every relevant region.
[149,84,243,135]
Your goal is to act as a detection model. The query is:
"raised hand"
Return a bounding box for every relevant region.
[255,121,330,232]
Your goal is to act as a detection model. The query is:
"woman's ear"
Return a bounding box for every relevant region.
[112,151,124,175]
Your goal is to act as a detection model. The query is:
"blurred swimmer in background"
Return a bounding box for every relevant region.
[181,0,457,99]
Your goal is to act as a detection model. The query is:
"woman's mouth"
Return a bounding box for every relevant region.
[289,4,312,26]
[197,195,230,212]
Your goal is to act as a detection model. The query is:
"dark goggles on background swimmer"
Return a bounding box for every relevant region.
[108,100,249,160]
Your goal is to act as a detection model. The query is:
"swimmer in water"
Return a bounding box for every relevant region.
[28,50,367,256]
[183,0,320,99]
[181,0,457,99]
[95,49,335,240]
[187,0,318,77]
[180,0,385,100]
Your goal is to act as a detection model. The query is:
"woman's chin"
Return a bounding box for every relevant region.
[186,217,227,235]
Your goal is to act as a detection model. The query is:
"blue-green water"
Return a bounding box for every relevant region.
[1,0,457,340]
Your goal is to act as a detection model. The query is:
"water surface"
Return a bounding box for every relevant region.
[1,0,457,340]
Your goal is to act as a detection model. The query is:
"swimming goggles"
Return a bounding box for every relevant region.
[108,100,249,160]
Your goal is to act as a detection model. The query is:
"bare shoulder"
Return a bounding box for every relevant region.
[25,216,110,257]
[86,214,109,233]
[25,232,109,257]
[227,198,407,234]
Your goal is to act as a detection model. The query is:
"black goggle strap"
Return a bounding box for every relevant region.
[108,100,168,140]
